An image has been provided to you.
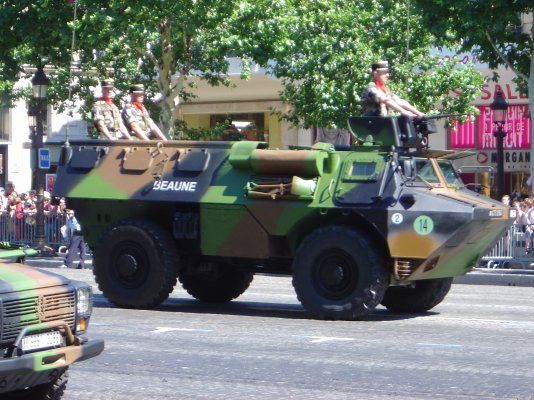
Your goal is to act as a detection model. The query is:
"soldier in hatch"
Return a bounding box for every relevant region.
[361,60,424,117]
[121,84,167,141]
[92,79,132,140]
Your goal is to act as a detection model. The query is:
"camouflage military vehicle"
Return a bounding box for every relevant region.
[0,244,103,399]
[52,115,514,320]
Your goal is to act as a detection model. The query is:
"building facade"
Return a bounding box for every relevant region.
[0,62,530,199]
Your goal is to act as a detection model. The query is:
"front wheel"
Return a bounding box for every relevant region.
[4,367,68,400]
[292,225,389,320]
[93,219,179,309]
[381,277,453,313]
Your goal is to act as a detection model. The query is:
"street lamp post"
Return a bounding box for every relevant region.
[28,66,49,250]
[490,88,509,200]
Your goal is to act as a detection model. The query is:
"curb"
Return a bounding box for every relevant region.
[454,268,534,287]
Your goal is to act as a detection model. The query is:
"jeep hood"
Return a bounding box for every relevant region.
[0,263,70,293]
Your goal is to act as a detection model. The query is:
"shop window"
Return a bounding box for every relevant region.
[210,113,266,141]
[0,108,9,141]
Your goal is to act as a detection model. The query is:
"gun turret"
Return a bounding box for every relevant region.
[348,116,434,149]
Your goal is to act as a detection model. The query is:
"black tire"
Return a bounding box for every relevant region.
[93,218,179,308]
[4,367,68,400]
[292,225,389,320]
[178,264,253,303]
[381,277,453,313]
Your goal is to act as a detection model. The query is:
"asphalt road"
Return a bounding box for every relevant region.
[32,266,534,400]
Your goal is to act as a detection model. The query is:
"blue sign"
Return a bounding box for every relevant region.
[38,148,50,169]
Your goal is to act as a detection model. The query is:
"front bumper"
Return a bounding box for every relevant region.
[0,337,104,393]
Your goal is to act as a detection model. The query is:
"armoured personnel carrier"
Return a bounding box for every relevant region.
[52,116,514,320]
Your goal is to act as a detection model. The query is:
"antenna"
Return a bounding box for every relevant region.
[64,0,79,147]
[405,0,411,88]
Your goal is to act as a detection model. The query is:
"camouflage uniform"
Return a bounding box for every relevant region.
[122,103,153,139]
[361,81,392,117]
[92,101,125,139]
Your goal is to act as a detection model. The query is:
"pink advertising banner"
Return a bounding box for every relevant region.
[451,104,531,149]
[450,118,475,148]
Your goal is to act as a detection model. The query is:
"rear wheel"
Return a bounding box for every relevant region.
[292,225,389,320]
[93,219,179,308]
[381,277,453,313]
[178,262,253,303]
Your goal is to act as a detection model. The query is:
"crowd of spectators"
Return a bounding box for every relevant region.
[0,181,68,245]
[503,193,534,254]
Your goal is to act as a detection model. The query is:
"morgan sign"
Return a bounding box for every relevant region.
[476,149,531,172]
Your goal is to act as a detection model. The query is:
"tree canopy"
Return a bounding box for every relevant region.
[0,0,487,136]
[414,1,533,123]
[0,0,287,137]
[268,0,484,129]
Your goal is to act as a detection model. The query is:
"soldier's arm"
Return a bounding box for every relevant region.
[95,120,115,140]
[383,96,418,117]
[148,118,168,141]
[93,105,114,139]
[129,121,151,140]
[122,106,149,140]
[393,96,425,117]
[119,121,133,140]
[388,96,425,117]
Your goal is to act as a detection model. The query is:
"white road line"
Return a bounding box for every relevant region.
[416,342,463,348]
[150,327,212,334]
[293,335,355,343]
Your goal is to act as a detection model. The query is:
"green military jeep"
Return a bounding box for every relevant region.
[0,244,103,399]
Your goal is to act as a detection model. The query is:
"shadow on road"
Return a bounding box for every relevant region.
[91,293,437,322]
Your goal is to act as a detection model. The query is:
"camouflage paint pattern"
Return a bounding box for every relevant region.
[0,261,104,394]
[51,116,513,313]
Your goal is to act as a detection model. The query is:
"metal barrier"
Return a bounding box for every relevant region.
[479,224,534,269]
[2,210,531,268]
[0,211,68,248]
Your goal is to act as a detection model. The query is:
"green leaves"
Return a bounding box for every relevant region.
[268,0,483,129]
[0,0,501,136]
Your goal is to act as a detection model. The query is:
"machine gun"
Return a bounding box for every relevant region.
[415,113,472,134]
[348,114,471,150]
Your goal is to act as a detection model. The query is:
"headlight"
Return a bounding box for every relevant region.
[76,286,93,333]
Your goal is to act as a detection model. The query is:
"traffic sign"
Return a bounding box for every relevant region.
[38,148,50,169]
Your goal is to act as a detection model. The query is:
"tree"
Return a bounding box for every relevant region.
[0,0,487,139]
[0,0,75,104]
[268,0,484,129]
[413,1,533,138]
[0,0,288,138]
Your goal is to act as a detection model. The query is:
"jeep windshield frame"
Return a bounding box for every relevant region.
[403,158,465,189]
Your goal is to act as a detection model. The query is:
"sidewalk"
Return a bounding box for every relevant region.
[23,254,92,270]
[454,267,534,287]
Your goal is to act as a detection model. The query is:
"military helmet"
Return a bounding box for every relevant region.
[100,78,115,88]
[129,84,145,94]
[371,60,389,72]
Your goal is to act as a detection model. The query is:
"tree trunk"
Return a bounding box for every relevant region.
[156,18,183,139]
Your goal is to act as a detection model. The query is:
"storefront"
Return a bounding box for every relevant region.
[450,69,531,199]
[180,64,314,149]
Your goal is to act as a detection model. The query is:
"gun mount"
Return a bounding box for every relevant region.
[348,115,438,149]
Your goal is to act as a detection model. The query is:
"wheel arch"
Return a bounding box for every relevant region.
[289,209,391,262]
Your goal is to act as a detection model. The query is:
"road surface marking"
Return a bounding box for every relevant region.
[150,327,212,334]
[293,335,355,343]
